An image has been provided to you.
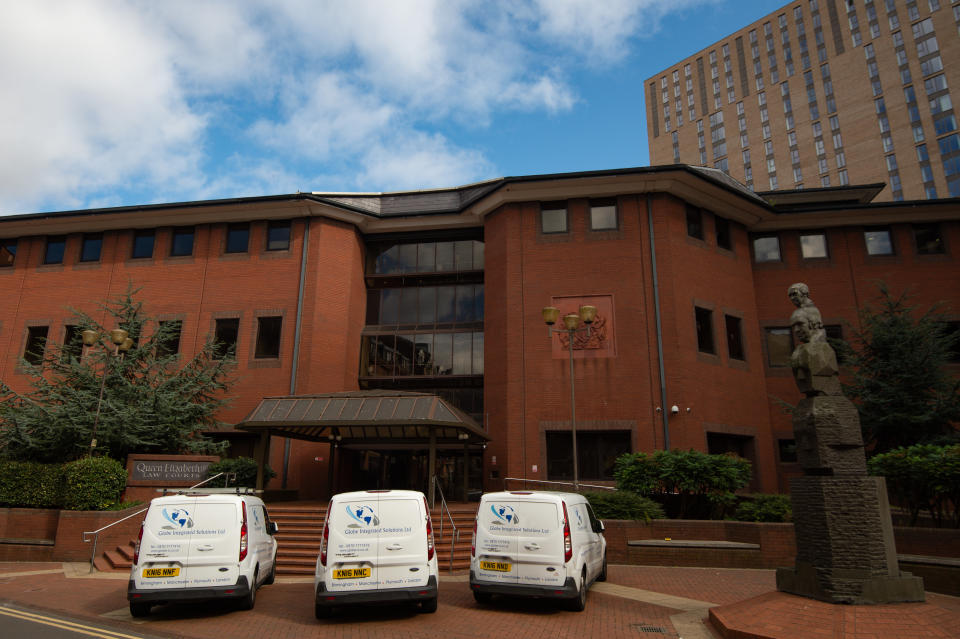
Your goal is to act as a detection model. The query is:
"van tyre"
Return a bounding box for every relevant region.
[566,568,587,612]
[129,602,151,618]
[239,571,257,610]
[473,590,492,604]
[421,596,438,613]
[598,552,608,582]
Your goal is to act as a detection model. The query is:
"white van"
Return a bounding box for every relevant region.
[127,489,278,617]
[314,489,438,618]
[469,491,606,611]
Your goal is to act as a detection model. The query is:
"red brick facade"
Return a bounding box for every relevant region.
[1,167,957,496]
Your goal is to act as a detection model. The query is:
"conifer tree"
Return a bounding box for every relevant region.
[0,287,234,462]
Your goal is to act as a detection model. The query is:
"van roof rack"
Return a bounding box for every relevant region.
[157,487,263,496]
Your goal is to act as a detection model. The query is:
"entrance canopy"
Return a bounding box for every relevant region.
[236,390,489,445]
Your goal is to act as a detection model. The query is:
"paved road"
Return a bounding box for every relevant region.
[0,603,166,639]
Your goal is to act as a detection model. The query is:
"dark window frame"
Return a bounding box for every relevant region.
[686,205,705,240]
[170,227,195,257]
[225,223,250,254]
[715,215,733,250]
[913,223,945,255]
[213,317,240,359]
[0,238,16,267]
[751,233,782,262]
[546,430,632,481]
[764,326,793,367]
[725,314,745,360]
[254,315,283,359]
[23,325,49,366]
[61,324,83,362]
[799,230,829,259]
[266,220,291,251]
[695,306,716,354]
[156,320,183,358]
[540,202,569,235]
[863,226,895,256]
[44,236,67,265]
[79,233,103,263]
[588,199,619,231]
[131,229,155,259]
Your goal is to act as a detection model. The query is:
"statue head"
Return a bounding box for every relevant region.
[788,283,810,308]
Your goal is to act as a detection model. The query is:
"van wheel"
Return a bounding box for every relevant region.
[315,603,333,619]
[421,596,438,613]
[239,571,257,610]
[264,557,276,585]
[473,590,492,604]
[566,568,587,612]
[129,602,151,618]
[598,552,608,582]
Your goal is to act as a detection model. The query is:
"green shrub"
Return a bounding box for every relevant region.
[205,457,275,488]
[733,494,793,522]
[584,490,664,522]
[613,449,753,519]
[0,461,65,508]
[62,457,127,510]
[868,443,959,528]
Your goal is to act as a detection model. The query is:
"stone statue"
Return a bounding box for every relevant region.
[776,283,924,605]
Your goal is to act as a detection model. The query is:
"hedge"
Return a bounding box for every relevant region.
[584,490,665,522]
[205,457,275,488]
[0,457,126,510]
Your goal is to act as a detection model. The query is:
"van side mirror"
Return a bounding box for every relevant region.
[595,521,605,534]
[269,522,279,535]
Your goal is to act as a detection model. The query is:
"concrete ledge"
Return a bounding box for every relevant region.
[0,538,55,546]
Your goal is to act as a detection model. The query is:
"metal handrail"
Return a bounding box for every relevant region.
[502,477,616,491]
[81,472,232,573]
[431,477,459,572]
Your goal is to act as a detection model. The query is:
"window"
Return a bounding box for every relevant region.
[725,315,745,360]
[75,233,102,263]
[0,238,16,267]
[132,229,155,259]
[589,201,618,230]
[715,216,732,251]
[23,326,49,366]
[546,431,631,481]
[914,223,945,254]
[213,318,240,359]
[44,236,66,265]
[752,234,781,262]
[800,232,828,259]
[695,306,715,354]
[170,227,194,257]
[255,316,282,359]
[778,439,798,462]
[61,325,83,363]
[266,220,291,251]
[686,205,704,240]
[540,203,568,234]
[156,320,182,358]
[765,327,793,367]
[225,223,249,254]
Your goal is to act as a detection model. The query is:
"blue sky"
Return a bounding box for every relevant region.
[0,0,786,216]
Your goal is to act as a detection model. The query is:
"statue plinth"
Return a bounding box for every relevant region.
[778,283,925,604]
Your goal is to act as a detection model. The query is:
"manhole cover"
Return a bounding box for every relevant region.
[632,624,667,634]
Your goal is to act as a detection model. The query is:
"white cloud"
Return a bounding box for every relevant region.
[0,0,716,214]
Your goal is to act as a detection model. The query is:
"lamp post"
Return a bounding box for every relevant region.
[81,327,132,457]
[542,304,597,492]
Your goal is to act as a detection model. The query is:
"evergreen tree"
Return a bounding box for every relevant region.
[843,283,960,455]
[0,287,234,462]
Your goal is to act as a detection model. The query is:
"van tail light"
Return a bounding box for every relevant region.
[471,518,477,558]
[561,501,572,563]
[133,517,145,565]
[423,496,435,561]
[239,501,248,562]
[320,500,331,567]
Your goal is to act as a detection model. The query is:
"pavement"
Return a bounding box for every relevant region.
[0,562,957,639]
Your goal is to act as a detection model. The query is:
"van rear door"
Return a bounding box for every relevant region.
[326,496,380,592]
[515,499,565,586]
[178,500,240,588]
[474,499,520,584]
[136,498,197,591]
[374,495,429,589]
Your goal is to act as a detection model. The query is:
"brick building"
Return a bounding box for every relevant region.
[646,0,960,201]
[1,166,958,498]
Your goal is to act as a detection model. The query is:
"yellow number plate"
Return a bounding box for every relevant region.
[333,567,371,579]
[142,567,179,578]
[480,561,511,572]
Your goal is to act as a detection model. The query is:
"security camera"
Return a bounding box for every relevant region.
[670,405,680,414]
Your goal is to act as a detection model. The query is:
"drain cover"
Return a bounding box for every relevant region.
[632,624,667,634]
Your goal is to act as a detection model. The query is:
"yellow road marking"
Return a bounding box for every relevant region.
[0,605,145,639]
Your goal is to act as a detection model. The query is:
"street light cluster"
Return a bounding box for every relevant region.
[542,304,597,491]
[82,327,133,457]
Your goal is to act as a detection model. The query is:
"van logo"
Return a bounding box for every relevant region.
[161,508,194,530]
[574,508,584,528]
[346,504,379,527]
[490,504,520,525]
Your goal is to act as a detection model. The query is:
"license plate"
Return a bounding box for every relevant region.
[333,567,371,579]
[142,567,179,578]
[480,561,511,572]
